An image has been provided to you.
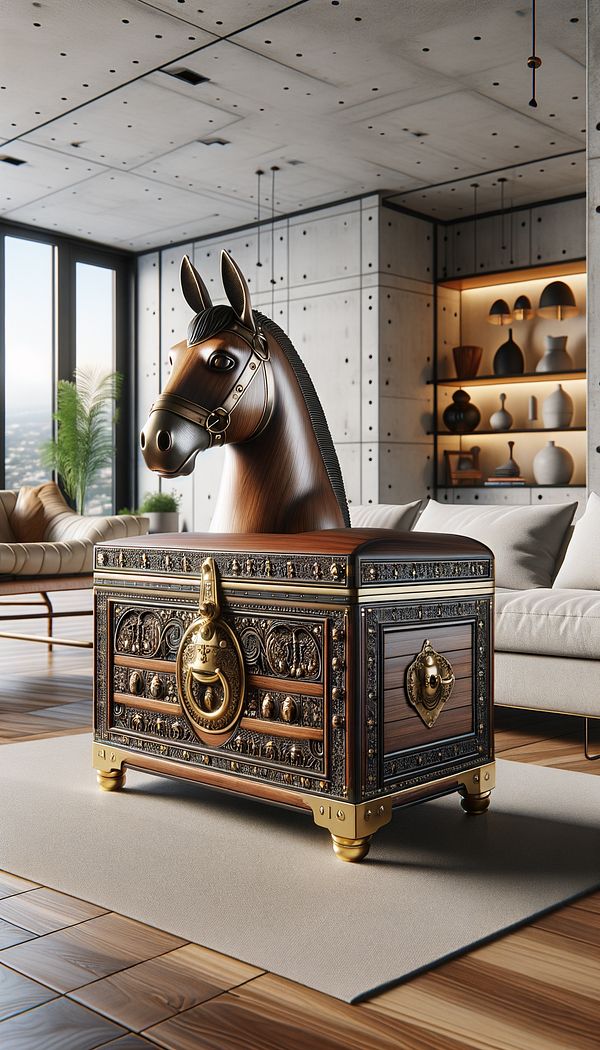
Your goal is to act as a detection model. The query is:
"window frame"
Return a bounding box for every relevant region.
[0,220,135,512]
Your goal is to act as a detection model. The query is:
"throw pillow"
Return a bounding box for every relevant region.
[414,499,576,589]
[349,501,422,531]
[9,486,46,543]
[553,491,600,588]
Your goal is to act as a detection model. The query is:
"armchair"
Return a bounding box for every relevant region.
[0,482,148,649]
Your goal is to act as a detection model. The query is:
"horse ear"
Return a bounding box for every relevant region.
[180,255,213,313]
[220,250,255,332]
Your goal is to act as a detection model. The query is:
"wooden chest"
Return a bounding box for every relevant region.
[93,529,495,861]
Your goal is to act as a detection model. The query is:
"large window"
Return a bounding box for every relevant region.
[4,237,54,489]
[75,262,116,514]
[1,226,132,511]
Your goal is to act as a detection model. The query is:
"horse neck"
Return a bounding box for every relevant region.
[209,338,345,533]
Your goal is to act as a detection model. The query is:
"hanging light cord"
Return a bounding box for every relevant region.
[256,169,264,268]
[527,0,542,108]
[270,165,279,315]
[498,176,507,252]
[471,183,479,273]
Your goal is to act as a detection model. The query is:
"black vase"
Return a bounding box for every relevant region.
[442,390,481,434]
[493,328,524,376]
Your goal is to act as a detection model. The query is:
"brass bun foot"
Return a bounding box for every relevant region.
[459,789,491,815]
[331,834,372,863]
[97,769,126,792]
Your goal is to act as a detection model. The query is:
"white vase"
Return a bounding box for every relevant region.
[532,441,574,485]
[536,335,573,373]
[489,393,513,432]
[542,384,574,429]
[145,511,180,534]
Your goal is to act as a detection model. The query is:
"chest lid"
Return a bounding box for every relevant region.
[95,528,493,590]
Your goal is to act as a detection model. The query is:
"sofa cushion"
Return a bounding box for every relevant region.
[553,491,600,589]
[496,587,600,660]
[0,492,16,543]
[414,499,576,589]
[349,501,421,531]
[9,486,47,542]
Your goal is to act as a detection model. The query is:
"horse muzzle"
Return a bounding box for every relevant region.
[140,409,210,477]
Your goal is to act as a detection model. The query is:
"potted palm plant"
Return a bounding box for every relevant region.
[42,369,122,514]
[137,490,181,534]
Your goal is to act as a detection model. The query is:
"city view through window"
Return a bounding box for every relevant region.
[4,236,116,513]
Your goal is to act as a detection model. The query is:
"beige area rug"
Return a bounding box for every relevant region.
[1,735,599,1003]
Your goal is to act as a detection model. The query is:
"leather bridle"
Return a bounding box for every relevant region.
[149,323,274,448]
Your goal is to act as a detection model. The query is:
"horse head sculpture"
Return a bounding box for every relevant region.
[141,250,349,533]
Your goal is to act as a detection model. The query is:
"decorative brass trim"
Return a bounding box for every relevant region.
[406,639,455,728]
[239,716,322,741]
[176,558,245,740]
[357,582,494,602]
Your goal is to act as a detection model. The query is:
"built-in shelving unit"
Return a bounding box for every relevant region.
[434,263,587,504]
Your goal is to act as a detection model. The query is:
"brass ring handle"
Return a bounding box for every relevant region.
[176,558,245,740]
[184,665,231,723]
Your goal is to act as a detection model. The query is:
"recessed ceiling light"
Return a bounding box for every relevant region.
[163,67,209,86]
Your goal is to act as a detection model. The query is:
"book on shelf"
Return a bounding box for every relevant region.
[485,476,527,486]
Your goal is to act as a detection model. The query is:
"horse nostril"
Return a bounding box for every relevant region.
[156,429,172,452]
[140,431,146,450]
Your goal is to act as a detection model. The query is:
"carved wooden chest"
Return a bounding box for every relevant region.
[93,529,495,861]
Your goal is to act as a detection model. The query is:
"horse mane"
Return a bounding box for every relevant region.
[187,304,350,527]
[255,310,350,528]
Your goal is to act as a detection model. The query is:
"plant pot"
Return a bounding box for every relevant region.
[145,511,180,534]
[452,345,483,380]
[536,336,573,373]
[542,384,574,429]
[442,390,481,434]
[532,441,574,485]
[489,393,513,432]
[493,328,524,376]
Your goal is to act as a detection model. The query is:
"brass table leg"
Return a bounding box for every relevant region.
[458,762,495,815]
[302,794,393,862]
[97,768,126,791]
[331,834,372,863]
[93,744,127,792]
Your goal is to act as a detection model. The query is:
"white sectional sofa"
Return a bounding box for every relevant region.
[351,495,600,760]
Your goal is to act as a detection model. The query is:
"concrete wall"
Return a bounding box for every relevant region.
[437,196,585,281]
[135,195,435,530]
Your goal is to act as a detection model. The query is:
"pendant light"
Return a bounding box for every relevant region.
[537,280,578,320]
[270,165,279,316]
[487,176,513,325]
[527,0,542,108]
[513,294,534,321]
[255,169,264,269]
[488,298,512,325]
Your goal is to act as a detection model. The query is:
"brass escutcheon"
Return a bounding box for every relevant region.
[406,639,455,728]
[176,558,245,739]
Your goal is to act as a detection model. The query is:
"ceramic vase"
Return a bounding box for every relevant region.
[452,345,483,381]
[442,390,481,434]
[536,335,573,373]
[542,384,574,429]
[493,328,524,376]
[532,441,574,485]
[489,393,513,432]
[493,440,520,478]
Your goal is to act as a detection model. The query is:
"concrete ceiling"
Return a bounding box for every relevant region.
[0,0,585,249]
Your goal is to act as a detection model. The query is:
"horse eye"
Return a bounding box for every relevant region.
[209,352,235,371]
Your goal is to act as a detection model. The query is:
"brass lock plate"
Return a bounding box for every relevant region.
[176,558,245,743]
[406,639,455,728]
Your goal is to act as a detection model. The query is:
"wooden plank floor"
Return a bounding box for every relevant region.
[0,590,598,1049]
